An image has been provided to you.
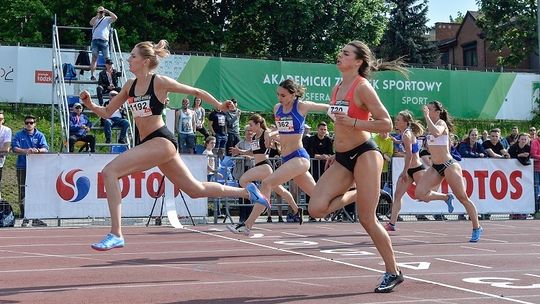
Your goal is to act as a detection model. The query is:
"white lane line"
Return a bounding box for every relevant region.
[525,273,540,278]
[281,232,308,237]
[414,230,448,236]
[480,237,509,243]
[369,247,413,256]
[460,246,497,253]
[321,238,353,245]
[317,226,337,230]
[435,258,492,269]
[188,227,533,304]
[400,237,430,244]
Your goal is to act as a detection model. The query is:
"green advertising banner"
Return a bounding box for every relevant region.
[170,55,536,120]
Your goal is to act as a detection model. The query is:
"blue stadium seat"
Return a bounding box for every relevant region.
[111,145,128,153]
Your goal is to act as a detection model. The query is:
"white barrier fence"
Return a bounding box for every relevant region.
[25,154,208,218]
[391,157,535,214]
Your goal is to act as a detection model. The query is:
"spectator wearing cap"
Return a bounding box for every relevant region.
[69,103,96,152]
[96,58,121,106]
[103,91,129,144]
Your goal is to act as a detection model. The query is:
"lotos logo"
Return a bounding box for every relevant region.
[56,169,91,202]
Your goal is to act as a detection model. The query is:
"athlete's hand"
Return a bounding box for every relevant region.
[333,112,354,126]
[324,155,336,170]
[422,105,429,118]
[79,91,93,108]
[220,100,235,112]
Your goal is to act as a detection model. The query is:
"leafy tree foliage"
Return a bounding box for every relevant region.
[476,0,537,66]
[378,0,438,64]
[224,0,388,61]
[0,0,387,62]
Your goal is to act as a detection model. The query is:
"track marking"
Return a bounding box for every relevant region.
[321,238,353,245]
[369,246,413,255]
[186,227,533,304]
[413,230,448,236]
[281,232,308,237]
[525,274,540,278]
[460,246,497,253]
[435,258,492,269]
[481,237,509,243]
[400,237,430,243]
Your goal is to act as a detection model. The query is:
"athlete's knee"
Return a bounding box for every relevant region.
[307,198,328,218]
[101,165,121,182]
[182,183,206,198]
[358,212,377,229]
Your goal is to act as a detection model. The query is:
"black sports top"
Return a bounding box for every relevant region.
[127,74,165,117]
[251,130,268,154]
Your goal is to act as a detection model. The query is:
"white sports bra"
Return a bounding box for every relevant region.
[427,134,449,146]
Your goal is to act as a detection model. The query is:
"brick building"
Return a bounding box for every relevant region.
[435,11,535,70]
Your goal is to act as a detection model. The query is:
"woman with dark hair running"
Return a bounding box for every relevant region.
[415,101,482,242]
[229,114,302,222]
[80,40,259,251]
[227,79,356,235]
[308,41,405,293]
[385,110,454,231]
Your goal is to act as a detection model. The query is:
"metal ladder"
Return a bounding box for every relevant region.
[51,14,134,152]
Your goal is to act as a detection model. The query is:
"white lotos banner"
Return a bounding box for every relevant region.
[391,157,535,214]
[25,154,209,218]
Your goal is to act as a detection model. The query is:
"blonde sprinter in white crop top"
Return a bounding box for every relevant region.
[415,101,482,242]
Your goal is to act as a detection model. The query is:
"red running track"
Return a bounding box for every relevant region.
[0,221,539,304]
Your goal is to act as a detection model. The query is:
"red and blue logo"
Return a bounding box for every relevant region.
[56,169,91,202]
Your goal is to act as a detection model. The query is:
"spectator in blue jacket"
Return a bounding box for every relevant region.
[458,128,486,158]
[69,103,96,152]
[11,115,49,227]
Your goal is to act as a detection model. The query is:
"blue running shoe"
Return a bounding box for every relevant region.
[469,226,483,242]
[91,233,125,251]
[246,183,270,208]
[374,270,404,293]
[445,193,455,213]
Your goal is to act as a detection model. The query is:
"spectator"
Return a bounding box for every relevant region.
[480,129,489,143]
[508,133,531,166]
[69,103,96,152]
[232,125,254,223]
[458,128,485,158]
[192,97,209,141]
[202,136,217,181]
[208,108,228,159]
[12,115,49,227]
[175,98,196,154]
[225,98,241,156]
[103,91,129,144]
[0,111,12,199]
[96,58,121,106]
[530,130,540,209]
[373,131,394,187]
[482,128,510,159]
[529,127,537,140]
[302,124,312,148]
[305,122,334,221]
[506,126,519,146]
[89,6,117,81]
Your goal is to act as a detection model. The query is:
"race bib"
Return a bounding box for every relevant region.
[128,95,152,118]
[329,100,349,114]
[276,117,294,132]
[250,140,260,151]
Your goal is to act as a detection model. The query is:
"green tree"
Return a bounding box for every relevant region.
[224,0,388,61]
[449,11,465,23]
[0,0,52,44]
[476,0,537,67]
[378,0,438,64]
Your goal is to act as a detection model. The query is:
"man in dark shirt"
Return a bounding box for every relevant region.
[305,122,334,220]
[482,128,510,159]
[208,109,228,159]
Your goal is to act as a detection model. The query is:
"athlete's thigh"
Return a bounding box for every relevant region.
[443,164,467,195]
[104,137,176,178]
[415,167,444,195]
[264,157,310,186]
[239,165,273,186]
[310,161,354,205]
[353,151,382,213]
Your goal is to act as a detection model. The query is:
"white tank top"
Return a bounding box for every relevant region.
[427,134,449,146]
